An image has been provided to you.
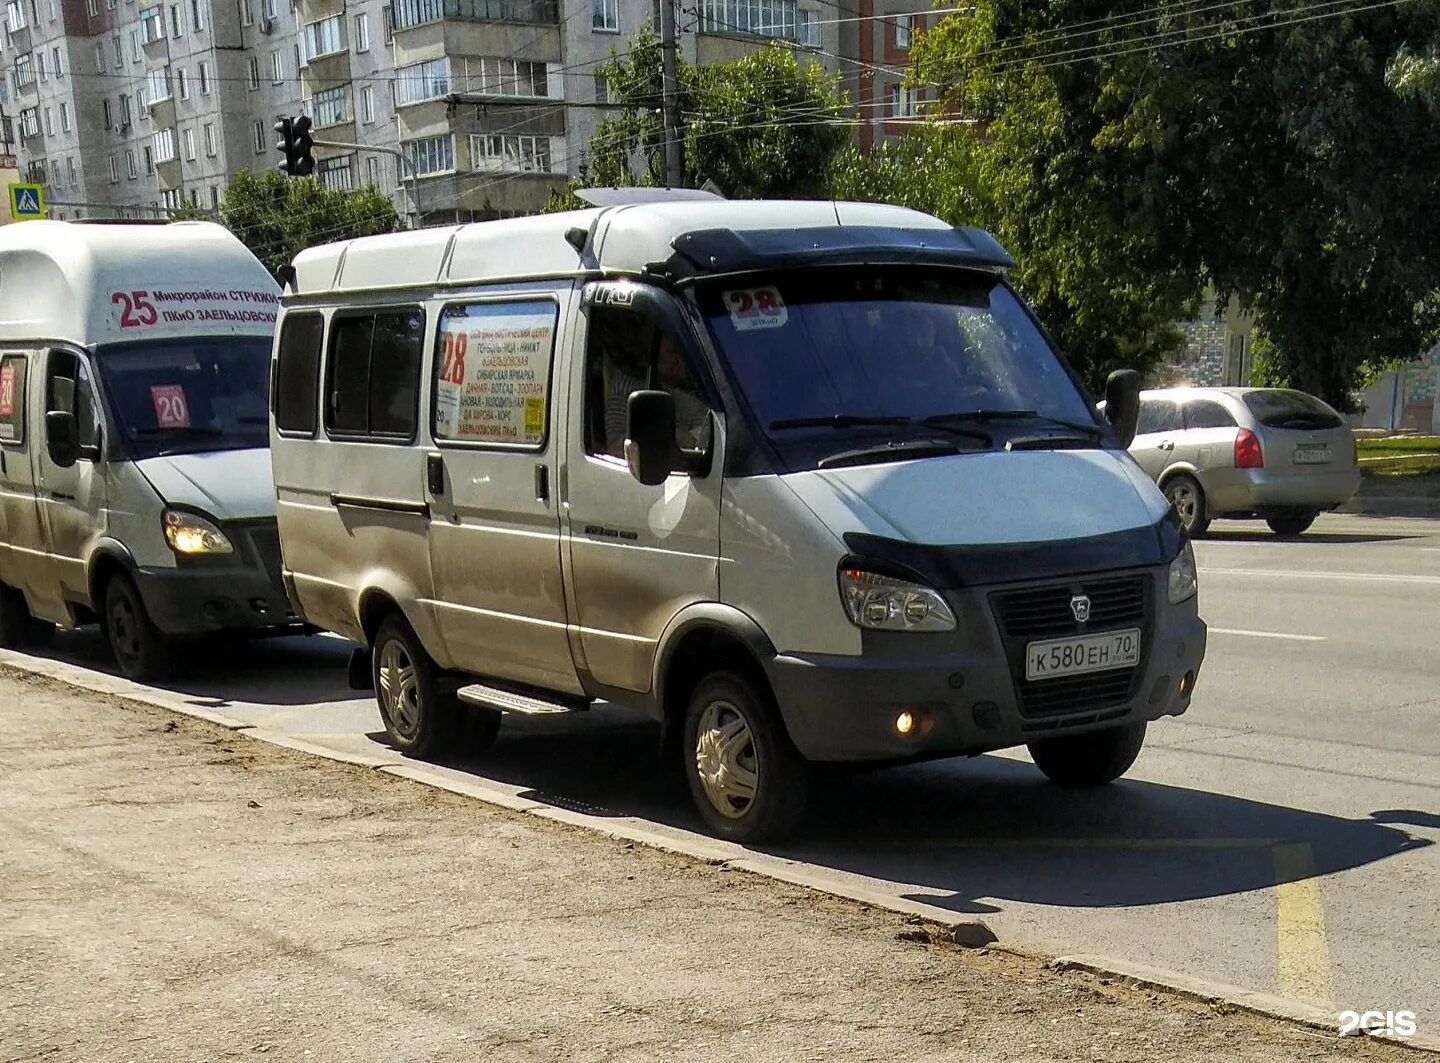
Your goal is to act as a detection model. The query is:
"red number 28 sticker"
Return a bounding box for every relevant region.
[724,286,788,331]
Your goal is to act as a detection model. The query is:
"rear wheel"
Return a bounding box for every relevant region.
[1028,722,1147,787]
[103,575,169,682]
[682,670,808,843]
[1266,510,1318,537]
[0,584,54,649]
[372,615,497,759]
[1164,474,1210,538]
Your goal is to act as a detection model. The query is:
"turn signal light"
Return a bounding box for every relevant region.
[1234,429,1264,470]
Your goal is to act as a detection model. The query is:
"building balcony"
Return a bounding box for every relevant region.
[391,0,558,33]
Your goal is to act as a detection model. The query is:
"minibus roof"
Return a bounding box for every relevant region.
[287,199,1014,296]
[0,220,279,348]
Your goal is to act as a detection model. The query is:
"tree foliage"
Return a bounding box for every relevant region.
[174,170,401,277]
[587,32,850,198]
[906,0,1440,408]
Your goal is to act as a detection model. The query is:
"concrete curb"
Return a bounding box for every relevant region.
[4,649,1436,1054]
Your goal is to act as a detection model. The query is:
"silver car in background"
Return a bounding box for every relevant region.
[1129,387,1360,537]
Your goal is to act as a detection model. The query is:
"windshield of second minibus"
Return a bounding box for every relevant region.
[698,267,1098,470]
[95,336,272,460]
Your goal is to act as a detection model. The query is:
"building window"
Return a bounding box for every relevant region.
[145,66,171,104]
[262,0,276,19]
[253,120,264,153]
[67,156,76,184]
[95,42,105,71]
[316,153,354,191]
[353,12,369,51]
[271,50,283,84]
[894,13,910,49]
[198,60,209,94]
[360,84,375,123]
[309,84,347,127]
[102,97,113,129]
[169,2,182,36]
[4,0,27,32]
[209,185,219,209]
[382,4,392,41]
[143,145,154,173]
[127,149,137,177]
[14,52,32,87]
[51,46,62,77]
[390,0,557,32]
[241,0,252,24]
[153,127,176,162]
[469,133,558,174]
[887,83,917,118]
[18,107,38,139]
[191,0,204,31]
[182,126,195,160]
[140,4,164,42]
[697,0,795,39]
[176,66,188,99]
[303,14,343,60]
[109,155,121,182]
[36,51,47,81]
[162,189,181,210]
[591,0,615,31]
[247,57,260,89]
[112,35,123,67]
[364,154,380,187]
[119,93,132,125]
[449,56,553,98]
[798,6,819,46]
[203,121,216,156]
[59,101,69,132]
[393,57,449,106]
[403,134,454,177]
[43,107,53,136]
[130,28,142,62]
[87,0,97,15]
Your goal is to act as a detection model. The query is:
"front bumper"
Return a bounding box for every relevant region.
[764,567,1205,763]
[1201,467,1361,515]
[133,520,300,635]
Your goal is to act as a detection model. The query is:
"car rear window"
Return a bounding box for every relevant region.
[1241,390,1343,430]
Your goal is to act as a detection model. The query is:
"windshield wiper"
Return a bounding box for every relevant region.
[770,414,913,430]
[818,440,964,470]
[133,425,227,436]
[926,409,1106,439]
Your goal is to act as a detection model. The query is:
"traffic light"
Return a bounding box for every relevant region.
[275,115,315,178]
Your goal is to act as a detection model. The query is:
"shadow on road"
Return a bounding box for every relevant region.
[35,627,358,708]
[1202,529,1423,544]
[418,705,1430,916]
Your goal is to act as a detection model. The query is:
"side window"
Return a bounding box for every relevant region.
[1137,398,1181,435]
[584,305,712,461]
[0,354,26,444]
[433,299,558,448]
[46,351,101,452]
[324,307,423,440]
[1185,399,1237,430]
[274,312,323,435]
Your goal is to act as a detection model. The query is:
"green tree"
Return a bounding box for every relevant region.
[908,1,1440,408]
[177,170,401,277]
[588,32,850,198]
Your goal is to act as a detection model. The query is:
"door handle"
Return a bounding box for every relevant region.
[426,453,445,497]
[535,463,549,503]
[1158,440,1175,452]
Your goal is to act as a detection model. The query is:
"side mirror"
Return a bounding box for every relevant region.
[45,409,79,468]
[1103,369,1141,448]
[624,390,683,486]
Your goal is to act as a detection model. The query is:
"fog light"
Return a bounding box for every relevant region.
[1179,671,1195,697]
[895,710,916,736]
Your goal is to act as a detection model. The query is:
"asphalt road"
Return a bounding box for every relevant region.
[5,513,1437,1032]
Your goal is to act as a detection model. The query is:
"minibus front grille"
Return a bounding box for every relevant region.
[1015,667,1138,719]
[991,575,1147,639]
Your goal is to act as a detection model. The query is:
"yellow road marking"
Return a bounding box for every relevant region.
[1273,842,1335,1005]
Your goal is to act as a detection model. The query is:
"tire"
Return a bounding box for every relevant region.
[1028,722,1147,787]
[371,614,482,759]
[1164,474,1210,538]
[0,584,54,650]
[682,670,808,844]
[103,574,170,682]
[1266,510,1318,537]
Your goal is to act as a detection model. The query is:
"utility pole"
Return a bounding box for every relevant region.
[660,0,684,188]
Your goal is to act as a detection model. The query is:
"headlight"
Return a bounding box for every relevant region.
[163,509,234,556]
[1168,540,1198,604]
[839,567,956,632]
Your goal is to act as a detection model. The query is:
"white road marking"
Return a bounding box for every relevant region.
[1204,567,1440,585]
[1209,628,1326,642]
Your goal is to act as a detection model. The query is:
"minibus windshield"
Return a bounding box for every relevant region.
[95,336,272,460]
[698,267,1098,470]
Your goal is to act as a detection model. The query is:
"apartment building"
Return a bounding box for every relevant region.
[841,0,939,152]
[3,0,852,221]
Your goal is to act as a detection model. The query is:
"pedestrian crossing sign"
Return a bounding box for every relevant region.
[8,184,45,221]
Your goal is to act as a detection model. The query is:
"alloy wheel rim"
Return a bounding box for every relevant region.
[377,639,421,739]
[694,699,759,819]
[109,597,139,663]
[1169,484,1196,527]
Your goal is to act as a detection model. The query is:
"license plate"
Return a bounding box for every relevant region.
[1293,443,1331,464]
[1026,628,1141,681]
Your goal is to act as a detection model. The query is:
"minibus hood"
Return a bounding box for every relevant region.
[136,449,276,522]
[783,448,1169,548]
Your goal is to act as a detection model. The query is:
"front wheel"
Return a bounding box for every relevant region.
[1266,510,1318,537]
[103,575,169,682]
[1028,722,1147,787]
[1164,474,1210,538]
[682,671,808,844]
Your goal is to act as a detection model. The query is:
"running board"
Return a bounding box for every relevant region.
[456,682,588,716]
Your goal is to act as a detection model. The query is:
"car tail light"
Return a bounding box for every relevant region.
[1234,429,1264,469]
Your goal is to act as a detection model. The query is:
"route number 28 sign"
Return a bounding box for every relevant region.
[724,286,788,331]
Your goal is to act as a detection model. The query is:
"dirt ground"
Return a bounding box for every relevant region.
[0,669,1420,1062]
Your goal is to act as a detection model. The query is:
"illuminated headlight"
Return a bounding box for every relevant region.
[839,568,956,632]
[1167,540,1198,604]
[163,509,234,556]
